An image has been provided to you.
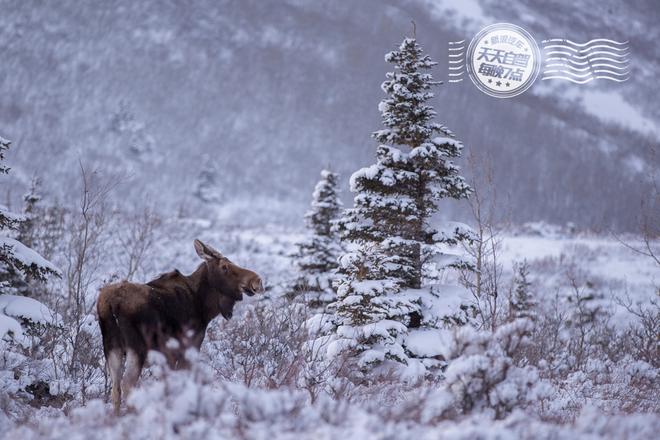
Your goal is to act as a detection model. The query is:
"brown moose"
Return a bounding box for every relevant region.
[97,239,263,414]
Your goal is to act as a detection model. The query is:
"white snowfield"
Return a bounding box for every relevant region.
[499,233,659,325]
[3,223,658,439]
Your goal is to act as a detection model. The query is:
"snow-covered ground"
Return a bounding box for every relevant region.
[500,232,658,322]
[2,221,658,438]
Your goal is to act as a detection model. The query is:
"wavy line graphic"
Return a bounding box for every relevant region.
[543,44,629,53]
[541,38,628,46]
[542,75,630,84]
[541,38,630,83]
[543,69,629,78]
[447,41,465,83]
[544,64,629,74]
[545,56,629,66]
[544,50,629,60]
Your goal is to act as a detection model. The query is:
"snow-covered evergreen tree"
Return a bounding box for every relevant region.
[17,177,42,250]
[509,261,536,321]
[327,35,472,373]
[1,138,59,288]
[1,137,60,347]
[110,100,158,163]
[293,170,342,309]
[194,156,222,205]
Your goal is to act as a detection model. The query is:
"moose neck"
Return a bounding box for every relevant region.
[186,263,232,326]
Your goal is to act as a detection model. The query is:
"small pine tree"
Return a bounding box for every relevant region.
[566,279,606,328]
[0,136,9,177]
[17,176,42,249]
[110,100,157,162]
[194,156,222,205]
[294,170,342,309]
[328,34,472,373]
[509,261,536,321]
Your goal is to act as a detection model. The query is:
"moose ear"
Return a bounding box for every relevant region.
[194,239,225,261]
[194,239,214,261]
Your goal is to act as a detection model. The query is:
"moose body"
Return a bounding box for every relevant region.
[97,239,263,414]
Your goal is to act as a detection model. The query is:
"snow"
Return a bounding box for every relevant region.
[409,285,473,319]
[362,320,408,339]
[405,328,453,358]
[422,0,488,29]
[0,313,25,344]
[572,89,659,139]
[499,234,658,290]
[0,237,62,275]
[431,136,462,148]
[0,204,24,223]
[0,294,59,325]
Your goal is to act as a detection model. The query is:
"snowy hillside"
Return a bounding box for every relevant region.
[0,0,658,230]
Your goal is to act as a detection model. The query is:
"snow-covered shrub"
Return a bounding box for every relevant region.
[435,319,554,420]
[619,297,659,368]
[205,299,309,389]
[513,268,660,419]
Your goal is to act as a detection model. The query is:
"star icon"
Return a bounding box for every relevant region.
[496,81,502,86]
[506,82,510,87]
[488,78,493,83]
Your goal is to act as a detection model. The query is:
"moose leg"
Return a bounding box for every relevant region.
[117,319,147,407]
[107,349,125,415]
[121,349,146,404]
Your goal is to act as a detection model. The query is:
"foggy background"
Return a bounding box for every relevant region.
[1,0,658,231]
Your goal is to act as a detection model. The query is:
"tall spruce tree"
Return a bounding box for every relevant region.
[294,169,342,309]
[328,35,472,372]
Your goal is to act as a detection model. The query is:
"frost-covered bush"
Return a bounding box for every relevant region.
[205,299,309,389]
[514,271,660,418]
[8,349,659,440]
[430,319,553,420]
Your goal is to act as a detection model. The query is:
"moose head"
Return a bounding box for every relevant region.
[193,239,264,318]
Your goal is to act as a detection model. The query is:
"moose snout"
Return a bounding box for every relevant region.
[244,277,264,296]
[251,277,264,294]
